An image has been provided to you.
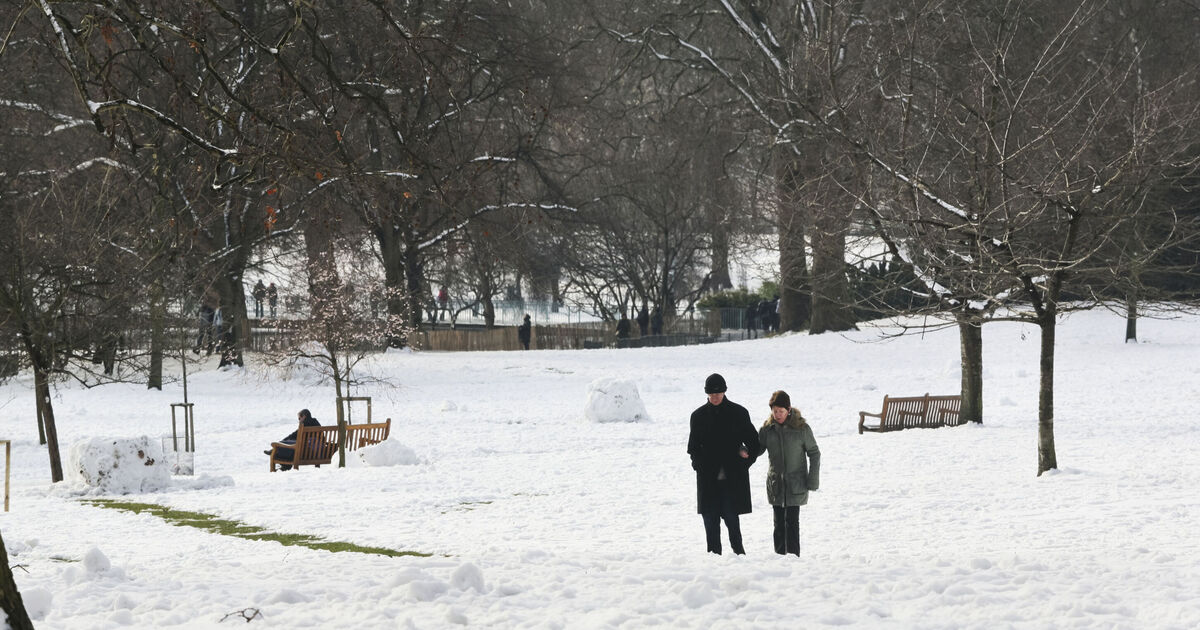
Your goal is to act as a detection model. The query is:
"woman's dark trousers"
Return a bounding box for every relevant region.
[701,480,744,555]
[773,505,800,555]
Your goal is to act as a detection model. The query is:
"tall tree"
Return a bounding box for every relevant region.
[643,0,874,333]
[857,0,1200,473]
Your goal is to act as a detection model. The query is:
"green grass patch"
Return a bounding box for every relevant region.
[81,499,429,558]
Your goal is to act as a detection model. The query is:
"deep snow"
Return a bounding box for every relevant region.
[1,309,1198,629]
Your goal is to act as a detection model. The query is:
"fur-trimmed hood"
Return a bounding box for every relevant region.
[761,407,807,430]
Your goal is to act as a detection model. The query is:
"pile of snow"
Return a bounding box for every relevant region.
[66,437,170,494]
[348,439,421,467]
[584,377,650,423]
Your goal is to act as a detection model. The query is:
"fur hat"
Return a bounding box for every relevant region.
[769,390,791,409]
[704,373,727,394]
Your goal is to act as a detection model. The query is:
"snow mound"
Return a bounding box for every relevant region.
[347,439,421,467]
[83,547,111,573]
[67,437,171,494]
[681,581,715,608]
[451,563,485,593]
[21,587,52,620]
[584,378,650,423]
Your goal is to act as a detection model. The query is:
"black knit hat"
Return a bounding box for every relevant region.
[769,390,790,409]
[704,373,727,394]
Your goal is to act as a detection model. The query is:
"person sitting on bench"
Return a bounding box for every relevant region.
[264,409,320,470]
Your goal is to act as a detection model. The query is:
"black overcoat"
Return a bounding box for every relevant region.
[687,398,760,515]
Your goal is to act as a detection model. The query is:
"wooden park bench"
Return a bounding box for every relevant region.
[269,418,392,471]
[858,394,963,434]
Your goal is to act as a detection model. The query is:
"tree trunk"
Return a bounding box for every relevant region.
[377,228,407,347]
[706,126,736,292]
[777,158,810,332]
[958,315,983,424]
[147,281,165,390]
[1125,290,1138,343]
[1037,310,1058,475]
[0,529,34,630]
[483,296,496,328]
[709,226,733,291]
[33,363,64,482]
[809,208,857,334]
[35,397,46,446]
[214,273,246,367]
[660,246,677,317]
[478,274,497,328]
[304,214,343,321]
[332,351,347,468]
[403,239,425,328]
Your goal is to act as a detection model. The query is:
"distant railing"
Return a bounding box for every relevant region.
[412,313,725,352]
[37,307,746,361]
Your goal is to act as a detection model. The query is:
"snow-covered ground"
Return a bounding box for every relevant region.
[2,308,1198,629]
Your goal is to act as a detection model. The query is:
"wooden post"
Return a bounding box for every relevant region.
[170,403,196,452]
[336,397,373,468]
[337,397,373,425]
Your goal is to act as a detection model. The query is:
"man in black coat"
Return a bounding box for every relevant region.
[265,409,321,471]
[687,373,760,554]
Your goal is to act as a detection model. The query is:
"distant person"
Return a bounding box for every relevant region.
[770,295,781,332]
[616,312,632,340]
[518,313,532,350]
[265,409,321,471]
[757,390,820,556]
[687,373,760,555]
[193,289,219,355]
[437,286,449,321]
[758,300,771,334]
[252,280,267,318]
[651,306,664,336]
[267,282,279,318]
[636,306,650,337]
[744,303,758,339]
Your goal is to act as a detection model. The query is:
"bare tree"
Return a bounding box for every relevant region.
[0,529,33,630]
[637,0,879,333]
[1,13,171,480]
[856,0,1200,474]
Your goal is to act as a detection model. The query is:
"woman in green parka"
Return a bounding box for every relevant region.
[757,390,820,555]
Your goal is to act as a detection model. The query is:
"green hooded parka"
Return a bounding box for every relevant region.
[757,408,820,507]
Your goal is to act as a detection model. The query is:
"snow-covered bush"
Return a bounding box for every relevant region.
[584,378,650,423]
[67,437,171,493]
[347,439,422,467]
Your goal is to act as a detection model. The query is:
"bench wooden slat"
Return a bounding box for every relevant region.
[859,395,962,434]
[269,418,392,471]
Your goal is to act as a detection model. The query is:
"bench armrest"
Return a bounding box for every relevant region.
[269,441,292,449]
[858,411,881,435]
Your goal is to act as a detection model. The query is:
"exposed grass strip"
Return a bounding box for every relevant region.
[81,499,430,558]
